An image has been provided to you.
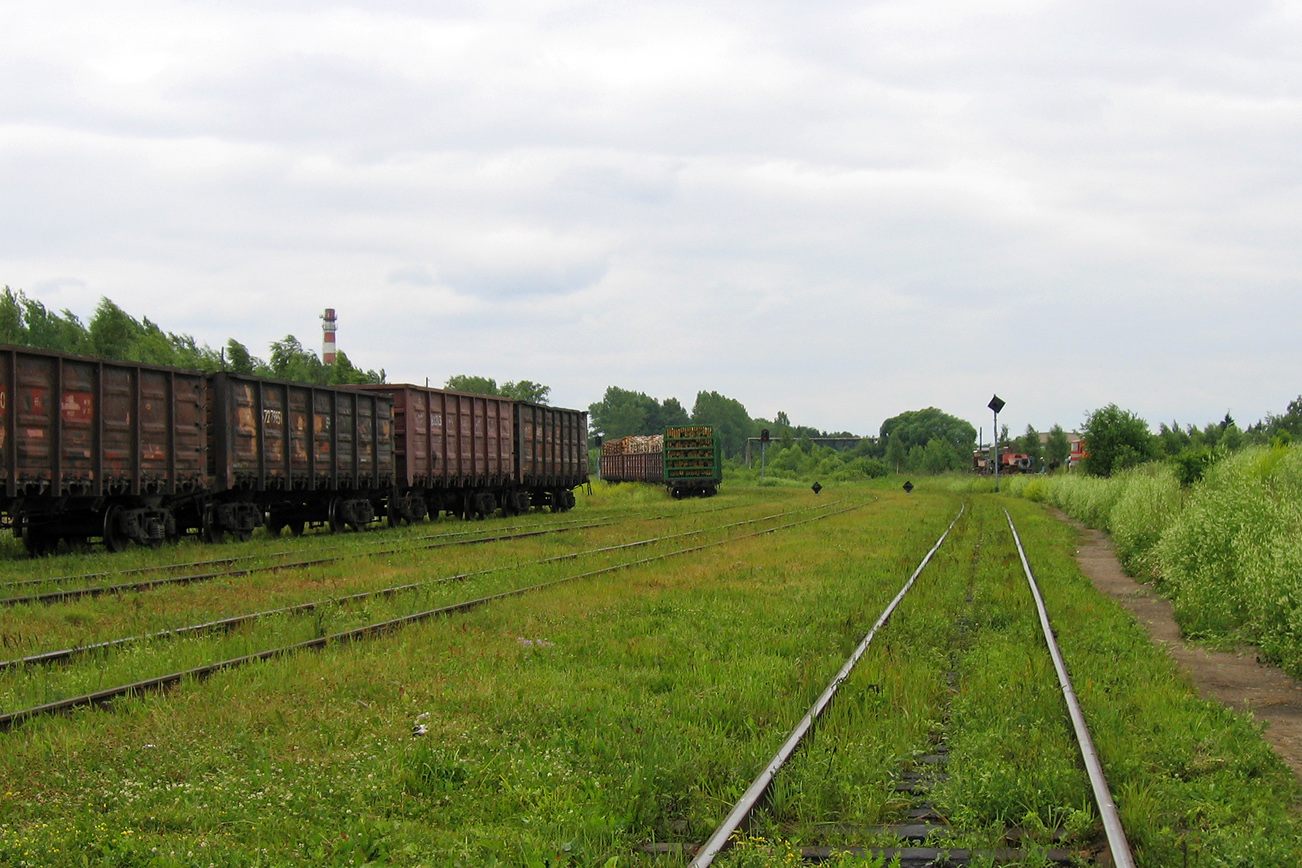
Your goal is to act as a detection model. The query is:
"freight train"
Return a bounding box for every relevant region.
[0,346,587,555]
[600,426,722,498]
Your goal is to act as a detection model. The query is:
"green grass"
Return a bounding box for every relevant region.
[0,486,1299,866]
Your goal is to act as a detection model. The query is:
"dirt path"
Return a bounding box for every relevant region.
[1058,510,1302,779]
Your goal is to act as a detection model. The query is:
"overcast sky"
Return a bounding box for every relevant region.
[2,1,1298,437]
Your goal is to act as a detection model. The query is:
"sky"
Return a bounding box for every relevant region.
[2,0,1299,439]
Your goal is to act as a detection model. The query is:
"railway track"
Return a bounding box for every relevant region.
[677,502,1135,868]
[0,513,619,592]
[0,501,757,607]
[0,501,840,672]
[0,499,866,730]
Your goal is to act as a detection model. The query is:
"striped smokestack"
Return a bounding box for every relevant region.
[321,308,337,363]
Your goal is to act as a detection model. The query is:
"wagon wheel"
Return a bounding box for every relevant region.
[328,498,346,534]
[288,520,305,537]
[267,518,287,536]
[202,505,225,545]
[236,527,254,543]
[103,506,129,553]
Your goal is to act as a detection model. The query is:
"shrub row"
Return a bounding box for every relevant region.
[992,447,1302,674]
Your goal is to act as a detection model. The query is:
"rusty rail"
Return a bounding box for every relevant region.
[1004,508,1135,868]
[688,503,966,868]
[0,501,866,728]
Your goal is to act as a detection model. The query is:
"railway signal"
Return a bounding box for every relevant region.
[903,480,914,494]
[988,394,1005,492]
[760,429,769,479]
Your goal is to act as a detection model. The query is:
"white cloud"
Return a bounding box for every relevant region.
[1,0,1300,435]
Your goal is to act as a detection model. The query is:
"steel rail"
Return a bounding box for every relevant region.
[1004,509,1135,868]
[0,501,847,672]
[1,502,766,605]
[0,502,866,730]
[0,500,751,591]
[0,520,630,607]
[688,502,967,868]
[0,513,632,591]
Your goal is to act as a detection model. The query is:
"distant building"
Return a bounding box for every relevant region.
[1036,430,1086,469]
[1068,434,1086,468]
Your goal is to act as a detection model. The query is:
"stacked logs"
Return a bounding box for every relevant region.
[602,435,664,456]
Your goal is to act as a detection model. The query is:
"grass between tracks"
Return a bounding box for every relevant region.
[0,485,1299,866]
[723,496,1302,868]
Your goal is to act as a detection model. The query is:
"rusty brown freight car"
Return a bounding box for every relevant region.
[514,402,587,512]
[207,373,394,539]
[0,345,207,554]
[351,384,514,521]
[599,450,664,484]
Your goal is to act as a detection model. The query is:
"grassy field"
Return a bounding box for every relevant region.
[0,481,1299,866]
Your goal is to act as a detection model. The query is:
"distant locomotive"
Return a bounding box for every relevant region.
[600,426,722,497]
[0,345,587,555]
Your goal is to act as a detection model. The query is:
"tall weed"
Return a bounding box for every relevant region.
[1012,446,1302,674]
[1156,447,1302,662]
[1108,465,1183,580]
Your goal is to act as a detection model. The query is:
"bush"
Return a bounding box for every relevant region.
[1013,446,1302,675]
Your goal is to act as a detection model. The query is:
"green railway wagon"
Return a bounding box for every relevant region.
[664,425,722,498]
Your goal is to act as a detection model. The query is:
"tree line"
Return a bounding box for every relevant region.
[588,386,862,461]
[588,386,987,477]
[0,287,382,385]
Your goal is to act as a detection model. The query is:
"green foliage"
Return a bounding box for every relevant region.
[446,375,551,403]
[445,374,500,395]
[690,390,752,459]
[1014,424,1043,464]
[500,380,551,404]
[224,339,263,375]
[1080,404,1158,477]
[1261,396,1302,441]
[1045,424,1070,468]
[0,288,382,384]
[879,407,976,455]
[1009,444,1302,677]
[1170,447,1217,486]
[588,386,689,440]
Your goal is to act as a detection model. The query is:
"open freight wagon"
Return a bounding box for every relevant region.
[352,385,588,520]
[0,345,209,554]
[600,426,721,497]
[207,373,395,539]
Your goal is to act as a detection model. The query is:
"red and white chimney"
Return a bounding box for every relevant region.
[321,308,337,363]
